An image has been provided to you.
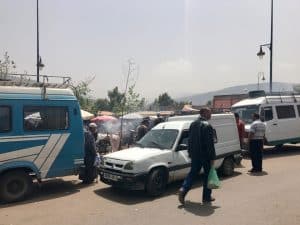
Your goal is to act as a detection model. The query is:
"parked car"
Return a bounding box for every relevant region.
[99,113,242,196]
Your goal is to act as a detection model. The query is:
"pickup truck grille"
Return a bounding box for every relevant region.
[105,162,123,169]
[100,167,133,175]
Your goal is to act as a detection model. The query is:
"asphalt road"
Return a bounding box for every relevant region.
[1,145,300,225]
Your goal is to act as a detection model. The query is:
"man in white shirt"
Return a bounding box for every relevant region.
[248,113,266,173]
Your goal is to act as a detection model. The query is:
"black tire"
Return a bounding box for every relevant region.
[221,157,234,176]
[146,168,167,197]
[0,170,33,203]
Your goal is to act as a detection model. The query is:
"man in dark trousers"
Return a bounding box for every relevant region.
[248,113,266,173]
[83,130,97,184]
[178,107,216,205]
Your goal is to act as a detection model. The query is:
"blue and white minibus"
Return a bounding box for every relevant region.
[0,85,85,202]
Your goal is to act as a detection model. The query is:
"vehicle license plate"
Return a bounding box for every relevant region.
[103,173,119,181]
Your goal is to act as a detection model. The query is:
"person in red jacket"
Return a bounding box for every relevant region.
[234,113,245,149]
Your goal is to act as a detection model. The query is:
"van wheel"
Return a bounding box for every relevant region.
[146,168,167,197]
[0,171,33,203]
[221,157,234,176]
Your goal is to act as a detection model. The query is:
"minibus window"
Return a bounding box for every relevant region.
[231,105,259,124]
[24,106,69,131]
[261,106,273,121]
[276,105,296,119]
[0,106,11,132]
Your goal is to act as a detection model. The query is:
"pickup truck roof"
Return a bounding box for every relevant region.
[156,113,236,131]
[153,121,191,131]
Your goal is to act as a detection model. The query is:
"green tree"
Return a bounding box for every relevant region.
[91,98,110,114]
[124,85,145,113]
[153,92,175,110]
[70,77,94,111]
[107,86,124,114]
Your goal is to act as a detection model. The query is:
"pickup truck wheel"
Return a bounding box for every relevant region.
[274,144,283,150]
[221,157,234,177]
[146,168,167,197]
[0,171,33,203]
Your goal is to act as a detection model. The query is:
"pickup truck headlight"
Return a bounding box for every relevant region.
[124,161,134,170]
[99,155,104,166]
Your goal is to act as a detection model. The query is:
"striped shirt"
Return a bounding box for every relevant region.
[249,119,266,140]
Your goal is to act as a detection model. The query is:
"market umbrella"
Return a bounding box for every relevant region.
[97,111,115,116]
[81,109,95,120]
[90,115,117,123]
[181,104,200,112]
[121,112,143,120]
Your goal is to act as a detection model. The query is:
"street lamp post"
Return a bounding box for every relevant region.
[36,0,44,82]
[37,0,40,83]
[257,72,266,90]
[257,0,273,93]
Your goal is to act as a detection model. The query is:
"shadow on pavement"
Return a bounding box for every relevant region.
[178,201,221,216]
[243,145,300,160]
[94,171,242,205]
[0,178,93,208]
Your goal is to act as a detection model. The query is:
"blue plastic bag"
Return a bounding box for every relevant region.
[207,167,221,189]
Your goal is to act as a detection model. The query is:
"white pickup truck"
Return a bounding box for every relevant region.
[99,114,242,196]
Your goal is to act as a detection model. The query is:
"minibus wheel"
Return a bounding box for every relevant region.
[146,168,167,197]
[0,170,33,203]
[221,157,234,176]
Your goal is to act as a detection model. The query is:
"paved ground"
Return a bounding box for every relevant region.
[1,145,300,225]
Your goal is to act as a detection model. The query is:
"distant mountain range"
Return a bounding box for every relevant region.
[177,82,295,105]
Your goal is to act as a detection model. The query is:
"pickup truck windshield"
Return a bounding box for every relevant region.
[137,129,178,150]
[232,105,259,124]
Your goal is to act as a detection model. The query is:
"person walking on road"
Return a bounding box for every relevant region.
[248,113,266,173]
[178,107,216,205]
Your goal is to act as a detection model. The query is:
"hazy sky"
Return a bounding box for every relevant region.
[1,0,300,101]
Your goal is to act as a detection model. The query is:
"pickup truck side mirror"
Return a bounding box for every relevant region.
[177,143,188,151]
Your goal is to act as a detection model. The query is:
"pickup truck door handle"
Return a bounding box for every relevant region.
[272,123,278,126]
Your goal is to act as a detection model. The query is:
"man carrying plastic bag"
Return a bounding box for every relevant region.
[178,107,217,205]
[207,167,221,189]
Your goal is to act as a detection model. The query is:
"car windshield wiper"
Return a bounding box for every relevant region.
[148,140,164,149]
[135,142,144,148]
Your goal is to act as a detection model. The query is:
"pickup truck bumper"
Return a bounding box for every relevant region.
[99,168,147,190]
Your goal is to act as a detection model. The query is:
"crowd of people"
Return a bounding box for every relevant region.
[81,113,166,184]
[81,108,267,205]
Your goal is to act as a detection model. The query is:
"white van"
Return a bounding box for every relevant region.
[99,113,241,196]
[232,93,300,148]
